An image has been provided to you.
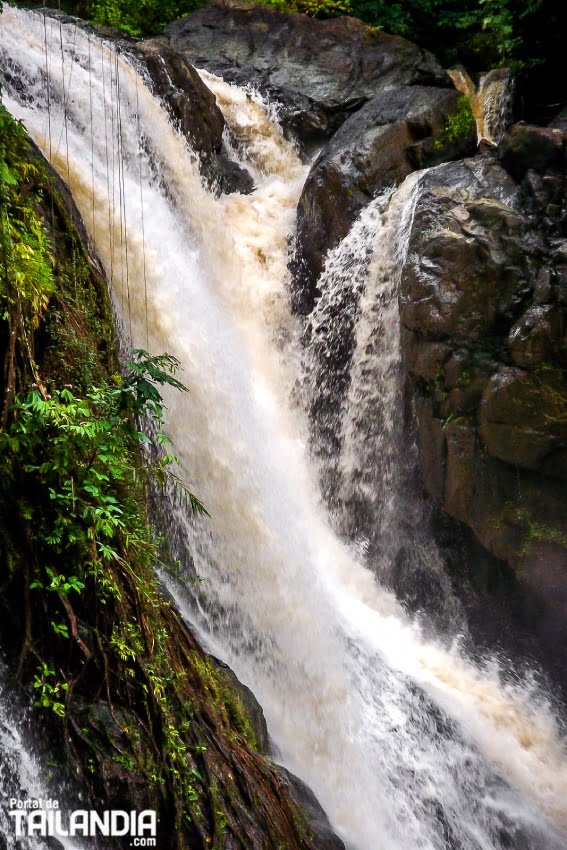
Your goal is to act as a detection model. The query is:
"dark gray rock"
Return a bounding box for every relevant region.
[399,155,567,574]
[136,40,225,159]
[500,123,566,182]
[278,767,346,850]
[293,86,477,312]
[162,0,450,148]
[400,158,532,345]
[135,40,254,195]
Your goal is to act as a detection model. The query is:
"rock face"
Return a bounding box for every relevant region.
[161,1,476,309]
[135,40,254,194]
[400,141,567,641]
[163,0,450,148]
[292,86,476,312]
[279,768,346,850]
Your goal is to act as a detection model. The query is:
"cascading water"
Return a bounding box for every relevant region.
[329,175,463,626]
[448,68,515,146]
[2,8,567,850]
[0,672,84,850]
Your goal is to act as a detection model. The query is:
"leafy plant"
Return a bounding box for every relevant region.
[1,351,206,616]
[434,95,476,149]
[260,0,352,17]
[33,663,68,717]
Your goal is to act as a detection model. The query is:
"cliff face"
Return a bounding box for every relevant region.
[0,107,341,850]
[162,2,567,668]
[400,133,567,650]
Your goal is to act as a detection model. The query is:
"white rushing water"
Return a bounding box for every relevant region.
[1,8,567,850]
[0,672,85,850]
[314,176,464,626]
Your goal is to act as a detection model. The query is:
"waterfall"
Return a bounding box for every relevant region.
[2,8,567,850]
[0,672,84,850]
[448,68,515,146]
[304,178,462,625]
[338,177,463,625]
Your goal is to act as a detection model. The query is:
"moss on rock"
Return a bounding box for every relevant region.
[0,106,325,850]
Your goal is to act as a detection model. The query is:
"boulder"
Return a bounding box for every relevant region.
[162,0,450,148]
[135,40,254,194]
[400,154,567,574]
[292,86,476,311]
[500,123,566,182]
[400,160,534,336]
[136,41,225,159]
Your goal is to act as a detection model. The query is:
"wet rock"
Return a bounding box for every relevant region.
[400,154,567,580]
[211,656,269,753]
[508,304,567,367]
[479,367,567,471]
[500,123,566,182]
[400,157,533,346]
[517,542,567,652]
[533,266,553,303]
[162,0,450,148]
[136,41,224,158]
[293,86,475,310]
[135,40,254,194]
[550,106,567,132]
[278,767,346,850]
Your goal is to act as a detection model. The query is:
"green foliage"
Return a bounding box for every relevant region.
[87,0,196,37]
[32,0,205,37]
[434,95,476,149]
[353,0,544,70]
[31,568,85,595]
[33,662,68,717]
[260,0,352,17]
[0,108,55,326]
[250,0,545,70]
[1,353,205,634]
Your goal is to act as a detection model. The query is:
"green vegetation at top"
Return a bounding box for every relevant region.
[350,0,544,69]
[15,0,203,37]
[15,0,548,71]
[266,0,545,69]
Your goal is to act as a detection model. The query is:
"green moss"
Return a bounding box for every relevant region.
[515,508,567,556]
[190,653,260,751]
[0,105,319,850]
